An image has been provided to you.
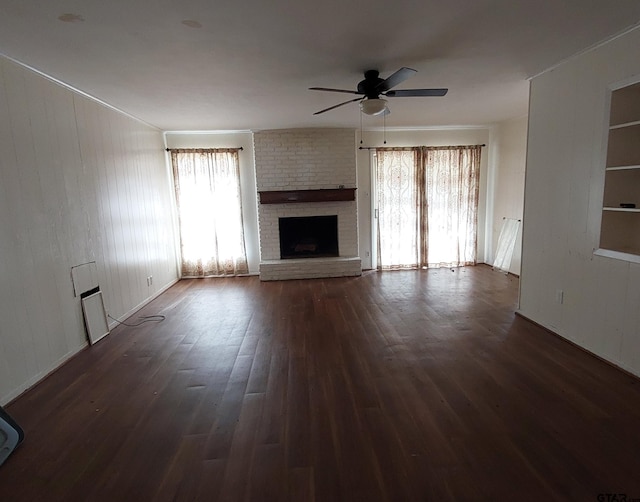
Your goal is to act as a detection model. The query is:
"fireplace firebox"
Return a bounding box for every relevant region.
[279,215,339,259]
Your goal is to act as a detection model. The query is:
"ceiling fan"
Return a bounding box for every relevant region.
[309,67,448,116]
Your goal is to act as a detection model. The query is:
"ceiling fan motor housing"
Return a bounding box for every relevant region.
[358,70,384,98]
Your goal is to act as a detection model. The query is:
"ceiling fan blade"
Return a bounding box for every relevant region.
[375,67,417,93]
[309,87,362,95]
[313,97,363,115]
[385,88,448,97]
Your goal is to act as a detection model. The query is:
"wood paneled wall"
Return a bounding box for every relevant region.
[0,56,179,404]
[521,27,640,376]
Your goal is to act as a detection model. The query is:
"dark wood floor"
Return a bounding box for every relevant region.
[2,266,640,501]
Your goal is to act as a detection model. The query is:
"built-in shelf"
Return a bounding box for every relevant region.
[606,164,640,171]
[598,81,640,260]
[609,119,640,130]
[602,207,640,213]
[594,248,640,264]
[258,188,356,204]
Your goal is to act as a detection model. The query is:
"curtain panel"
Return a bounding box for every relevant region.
[375,148,424,269]
[423,146,481,268]
[375,145,481,270]
[170,149,249,277]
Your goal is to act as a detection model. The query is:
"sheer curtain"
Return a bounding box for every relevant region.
[424,146,481,268]
[375,148,423,269]
[375,145,481,270]
[171,149,248,277]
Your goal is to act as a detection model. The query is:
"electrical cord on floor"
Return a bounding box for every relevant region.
[108,314,166,327]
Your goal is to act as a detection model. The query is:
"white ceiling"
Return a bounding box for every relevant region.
[1,0,640,131]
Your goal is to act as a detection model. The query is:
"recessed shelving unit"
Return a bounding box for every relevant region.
[597,81,640,260]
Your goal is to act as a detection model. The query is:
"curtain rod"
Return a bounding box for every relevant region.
[165,147,244,152]
[358,144,486,150]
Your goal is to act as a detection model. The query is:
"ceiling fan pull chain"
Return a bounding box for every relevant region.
[383,112,387,144]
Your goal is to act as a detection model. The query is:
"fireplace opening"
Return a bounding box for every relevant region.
[279,215,339,259]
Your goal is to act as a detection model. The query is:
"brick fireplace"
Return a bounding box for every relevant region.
[253,128,362,281]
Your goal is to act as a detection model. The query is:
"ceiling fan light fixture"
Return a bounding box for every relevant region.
[360,98,388,116]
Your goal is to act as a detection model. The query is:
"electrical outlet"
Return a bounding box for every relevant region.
[556,289,564,304]
[149,275,153,285]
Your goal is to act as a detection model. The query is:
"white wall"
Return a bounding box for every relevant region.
[520,27,640,376]
[490,115,528,275]
[163,132,260,274]
[356,127,491,270]
[0,57,179,404]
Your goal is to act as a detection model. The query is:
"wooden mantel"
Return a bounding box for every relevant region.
[258,188,356,204]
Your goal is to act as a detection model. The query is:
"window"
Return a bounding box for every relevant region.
[170,149,248,277]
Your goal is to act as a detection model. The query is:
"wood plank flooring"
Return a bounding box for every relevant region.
[2,265,640,501]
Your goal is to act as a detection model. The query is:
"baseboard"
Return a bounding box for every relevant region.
[515,311,640,381]
[108,278,180,329]
[2,278,182,407]
[1,348,82,406]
